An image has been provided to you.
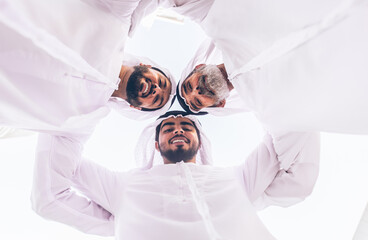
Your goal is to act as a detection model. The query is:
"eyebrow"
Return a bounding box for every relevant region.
[182,83,188,94]
[161,121,194,129]
[153,94,159,105]
[189,101,199,111]
[157,96,164,108]
[180,121,194,127]
[161,122,175,129]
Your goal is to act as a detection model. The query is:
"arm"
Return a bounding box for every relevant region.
[240,132,320,209]
[31,133,124,236]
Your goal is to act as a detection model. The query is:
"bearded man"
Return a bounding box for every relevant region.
[31,111,320,240]
[0,0,175,136]
[173,0,368,134]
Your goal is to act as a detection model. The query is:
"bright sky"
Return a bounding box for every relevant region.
[0,10,367,240]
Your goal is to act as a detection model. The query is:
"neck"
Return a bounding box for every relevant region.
[217,63,234,91]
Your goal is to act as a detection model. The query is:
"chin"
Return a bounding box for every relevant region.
[160,147,198,164]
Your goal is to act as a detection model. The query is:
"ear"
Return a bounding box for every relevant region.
[140,63,152,68]
[213,99,226,108]
[195,63,206,70]
[130,105,142,111]
[155,141,159,151]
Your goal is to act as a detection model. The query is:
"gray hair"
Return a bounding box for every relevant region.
[195,65,230,105]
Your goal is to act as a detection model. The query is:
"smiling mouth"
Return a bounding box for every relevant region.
[170,136,189,144]
[140,81,152,97]
[201,77,215,95]
[142,82,149,94]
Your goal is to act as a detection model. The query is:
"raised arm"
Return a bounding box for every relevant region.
[31,133,124,236]
[240,132,320,209]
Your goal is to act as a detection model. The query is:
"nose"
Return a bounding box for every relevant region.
[152,83,162,95]
[195,86,203,95]
[174,127,184,135]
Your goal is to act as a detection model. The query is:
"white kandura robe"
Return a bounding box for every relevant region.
[0,0,173,136]
[173,0,368,134]
[32,132,320,240]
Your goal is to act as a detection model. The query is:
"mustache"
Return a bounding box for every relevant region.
[169,135,189,143]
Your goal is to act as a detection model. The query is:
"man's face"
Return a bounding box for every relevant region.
[127,66,172,109]
[181,72,218,112]
[155,117,200,164]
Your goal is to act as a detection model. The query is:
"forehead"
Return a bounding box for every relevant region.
[149,68,171,84]
[182,72,200,85]
[160,117,195,129]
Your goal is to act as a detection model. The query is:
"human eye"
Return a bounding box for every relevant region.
[188,82,192,91]
[153,95,159,104]
[181,123,194,131]
[182,85,186,94]
[191,103,199,111]
[163,128,173,133]
[190,102,199,111]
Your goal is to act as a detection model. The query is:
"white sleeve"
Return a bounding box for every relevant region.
[31,134,123,236]
[82,0,142,18]
[240,132,320,209]
[168,0,214,22]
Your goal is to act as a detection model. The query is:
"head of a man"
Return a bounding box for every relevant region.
[180,64,230,112]
[155,116,201,164]
[118,64,172,111]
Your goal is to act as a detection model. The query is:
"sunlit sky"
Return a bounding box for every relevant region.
[0,10,367,240]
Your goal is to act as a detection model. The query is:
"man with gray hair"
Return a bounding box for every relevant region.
[32,111,320,239]
[178,63,232,112]
[174,0,368,134]
[177,64,234,112]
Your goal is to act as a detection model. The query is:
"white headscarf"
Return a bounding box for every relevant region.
[108,53,176,120]
[135,111,213,169]
[177,38,250,116]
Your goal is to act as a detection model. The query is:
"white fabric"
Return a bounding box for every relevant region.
[173,0,368,134]
[0,126,33,138]
[353,202,368,240]
[0,0,175,136]
[135,113,213,169]
[128,0,176,36]
[32,131,320,239]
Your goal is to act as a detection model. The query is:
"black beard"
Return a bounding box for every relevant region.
[159,145,199,163]
[126,73,141,103]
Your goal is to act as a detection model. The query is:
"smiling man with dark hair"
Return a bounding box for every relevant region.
[113,64,172,111]
[155,116,201,163]
[0,0,176,135]
[32,111,320,240]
